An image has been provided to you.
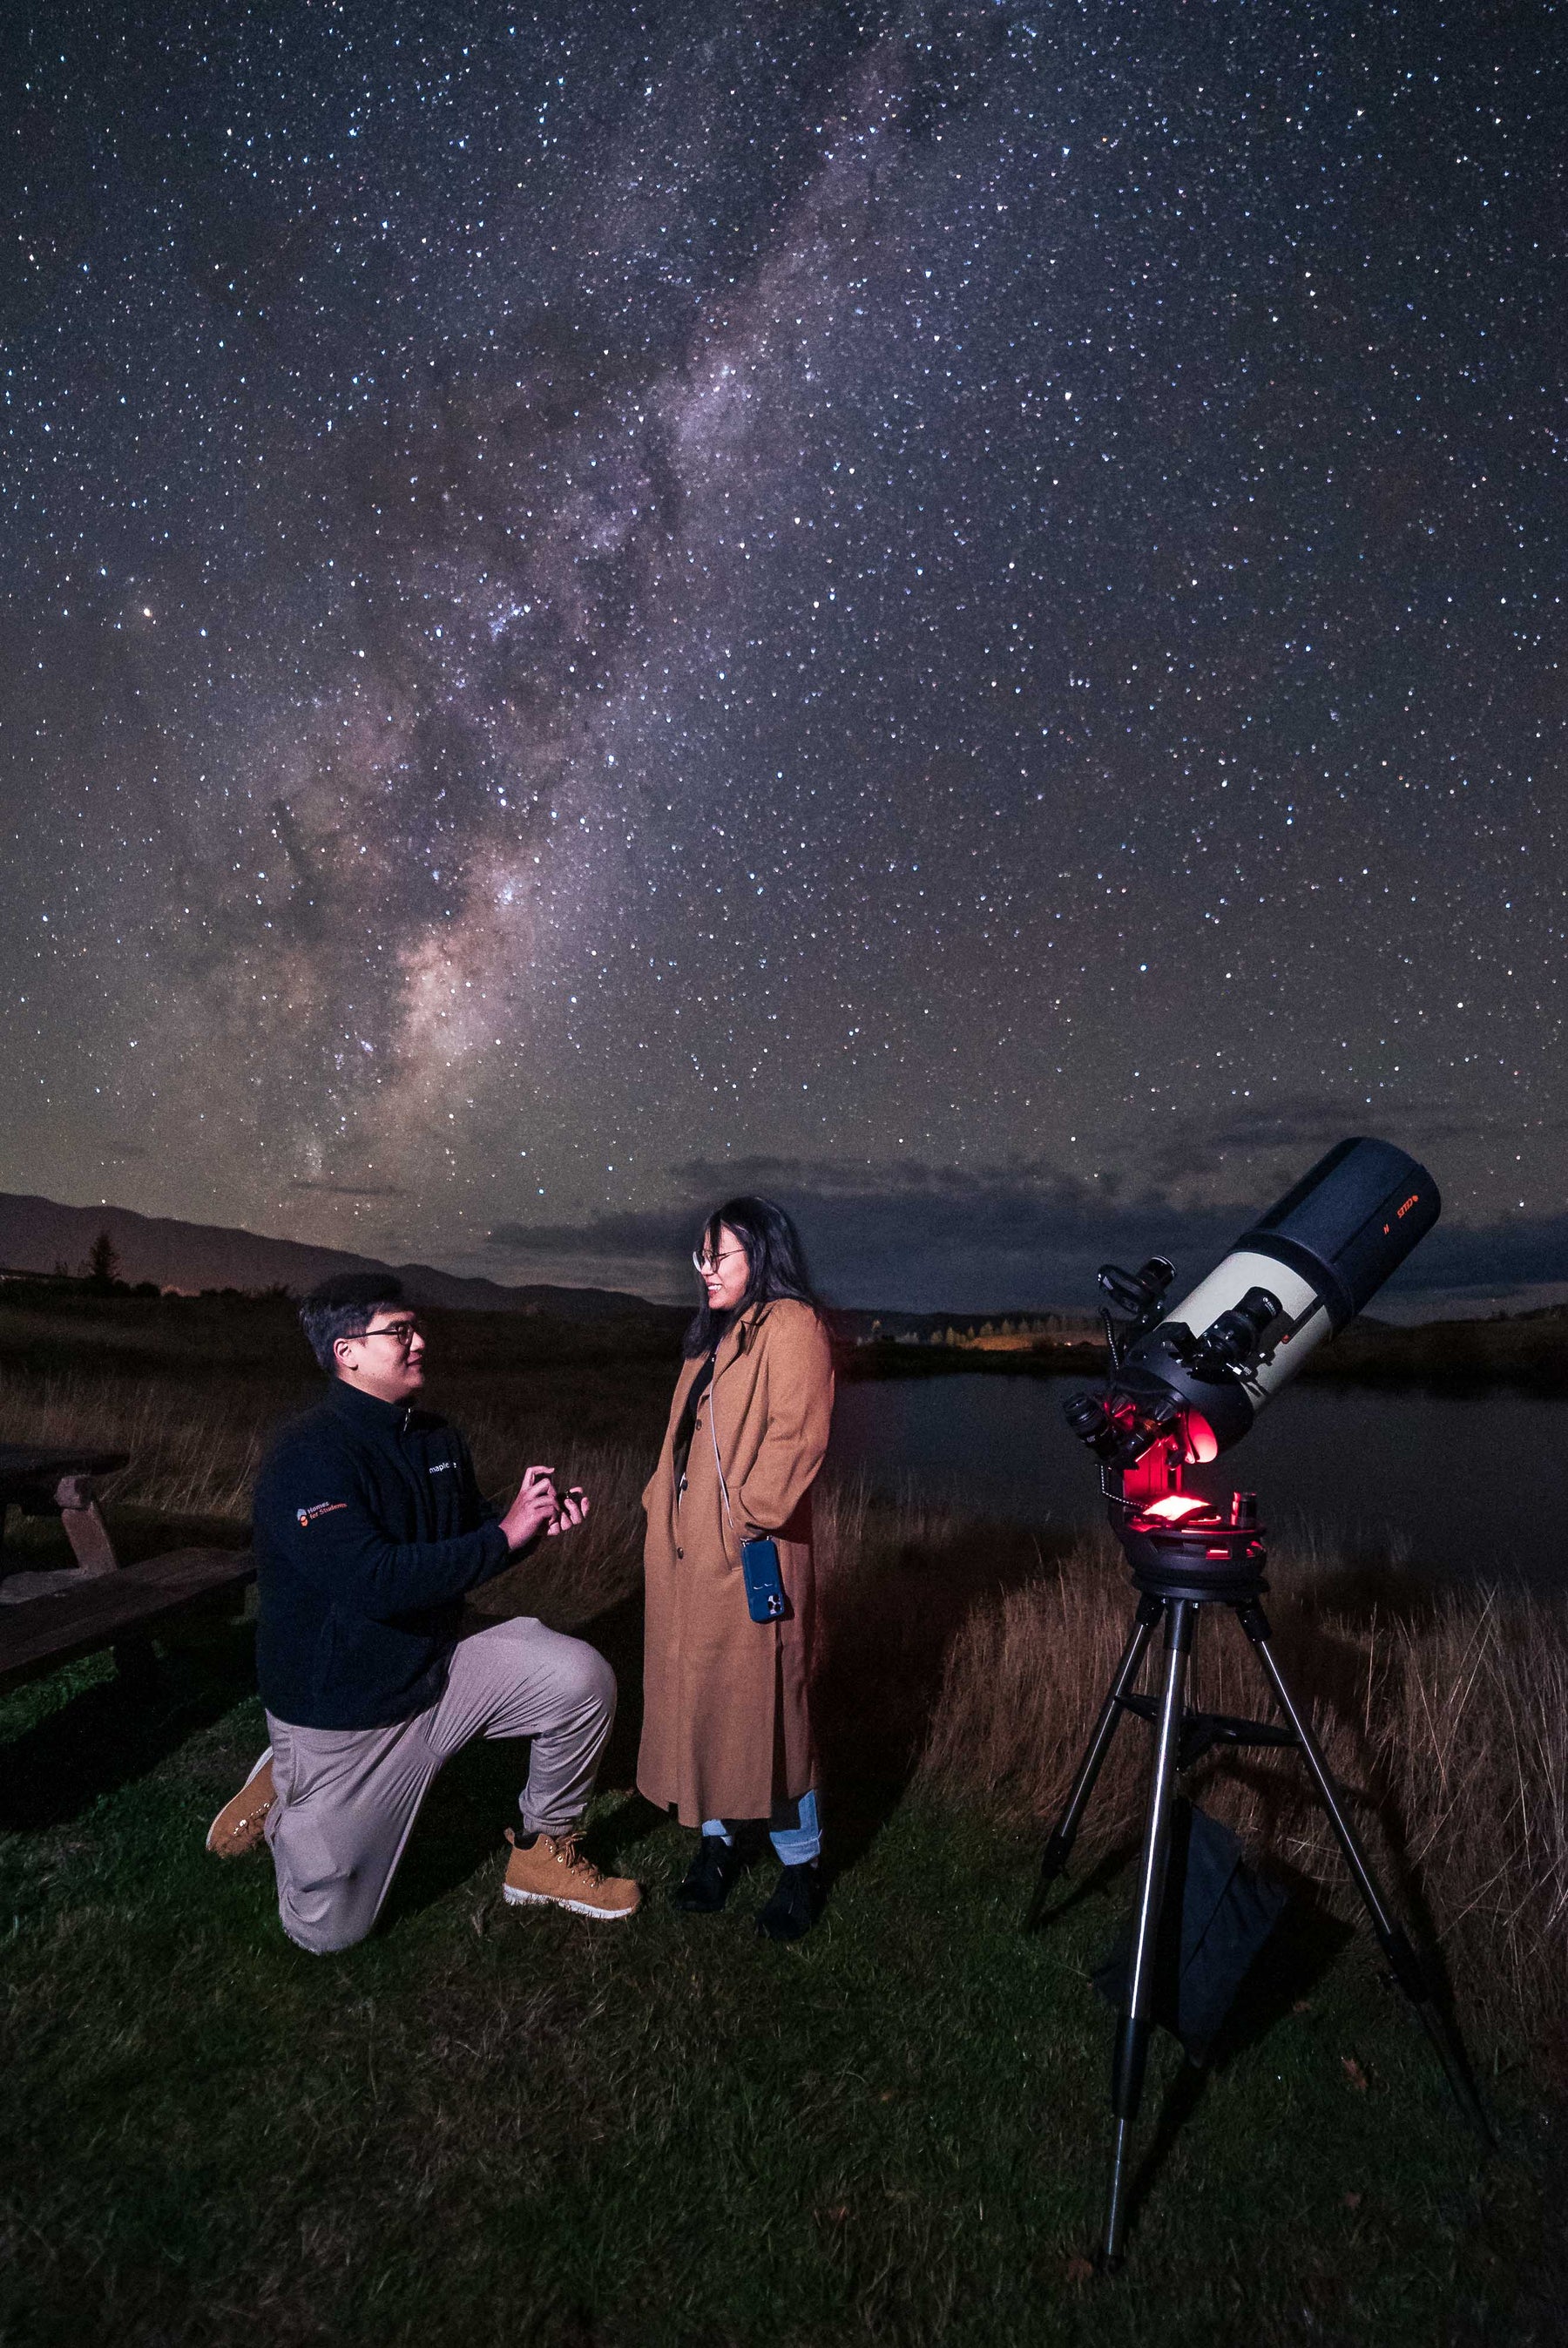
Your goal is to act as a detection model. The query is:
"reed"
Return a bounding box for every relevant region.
[916,1522,1568,2057]
[0,1364,266,1522]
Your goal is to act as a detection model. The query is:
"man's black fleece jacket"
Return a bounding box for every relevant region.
[253,1377,516,1729]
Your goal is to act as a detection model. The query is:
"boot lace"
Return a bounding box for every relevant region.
[547,1833,604,1887]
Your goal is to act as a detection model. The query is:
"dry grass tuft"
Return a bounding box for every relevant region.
[917,1524,1568,2054]
[0,1367,265,1520]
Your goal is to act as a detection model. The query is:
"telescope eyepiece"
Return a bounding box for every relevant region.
[1063,1391,1112,1442]
[1199,1285,1283,1377]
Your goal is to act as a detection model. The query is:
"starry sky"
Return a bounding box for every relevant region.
[5,1,1566,1311]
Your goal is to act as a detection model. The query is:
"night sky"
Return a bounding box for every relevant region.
[5,3,1565,1310]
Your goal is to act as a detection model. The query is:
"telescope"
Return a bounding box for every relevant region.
[1064,1134,1441,1478]
[1031,1138,1488,2269]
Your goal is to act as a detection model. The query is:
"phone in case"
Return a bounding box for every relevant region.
[740,1537,787,1622]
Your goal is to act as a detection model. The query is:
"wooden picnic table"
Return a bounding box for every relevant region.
[0,1439,254,1695]
[0,1442,132,1593]
[0,1442,130,1492]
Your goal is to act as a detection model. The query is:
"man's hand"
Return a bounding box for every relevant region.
[501,1465,561,1552]
[546,1485,590,1538]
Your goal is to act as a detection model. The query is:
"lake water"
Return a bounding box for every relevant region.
[829,1372,1568,1586]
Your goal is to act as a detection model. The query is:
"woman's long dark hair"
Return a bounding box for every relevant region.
[683,1195,822,1357]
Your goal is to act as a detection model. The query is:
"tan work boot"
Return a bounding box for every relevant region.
[503,1828,640,1923]
[206,1749,275,1857]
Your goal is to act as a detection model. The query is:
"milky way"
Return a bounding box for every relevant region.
[5,3,1565,1308]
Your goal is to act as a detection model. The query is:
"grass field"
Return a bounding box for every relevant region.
[2,1292,1565,2343]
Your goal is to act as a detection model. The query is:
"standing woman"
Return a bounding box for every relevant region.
[639,1196,835,1939]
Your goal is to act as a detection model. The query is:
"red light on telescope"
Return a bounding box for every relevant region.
[1183,1412,1219,1465]
[1143,1492,1211,1524]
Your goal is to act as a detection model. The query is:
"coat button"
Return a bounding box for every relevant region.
[676,1546,684,1559]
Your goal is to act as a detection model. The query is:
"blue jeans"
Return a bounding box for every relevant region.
[702,1789,821,1866]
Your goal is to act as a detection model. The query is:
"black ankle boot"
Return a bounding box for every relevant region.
[757,1859,821,1942]
[670,1835,743,1914]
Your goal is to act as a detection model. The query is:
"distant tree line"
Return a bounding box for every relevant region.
[0,1228,295,1304]
[862,1315,1088,1346]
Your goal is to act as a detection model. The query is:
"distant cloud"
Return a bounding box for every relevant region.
[289,1178,407,1199]
[1134,1095,1505,1190]
[490,1157,1246,1312]
[1399,1213,1568,1295]
[483,1150,1568,1314]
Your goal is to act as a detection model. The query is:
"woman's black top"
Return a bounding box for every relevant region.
[672,1348,718,1486]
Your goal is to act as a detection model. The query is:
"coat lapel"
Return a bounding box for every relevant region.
[713,1302,768,1384]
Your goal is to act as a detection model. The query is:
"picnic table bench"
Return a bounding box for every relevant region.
[0,1442,254,1697]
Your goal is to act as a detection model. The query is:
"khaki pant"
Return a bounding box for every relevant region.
[263,1617,617,1954]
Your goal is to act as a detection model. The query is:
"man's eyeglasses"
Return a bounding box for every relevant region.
[692,1248,746,1275]
[358,1318,422,1350]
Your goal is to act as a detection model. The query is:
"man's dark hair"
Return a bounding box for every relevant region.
[300,1273,407,1373]
[683,1196,821,1358]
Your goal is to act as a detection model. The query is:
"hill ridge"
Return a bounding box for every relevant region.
[0,1191,660,1321]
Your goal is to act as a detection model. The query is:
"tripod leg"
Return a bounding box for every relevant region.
[1103,1596,1193,2268]
[1026,1593,1162,1930]
[1238,1602,1492,2148]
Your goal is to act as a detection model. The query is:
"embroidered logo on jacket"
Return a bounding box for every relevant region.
[295,1500,348,1527]
[427,1459,456,1474]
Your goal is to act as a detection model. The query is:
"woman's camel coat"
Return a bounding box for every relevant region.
[638,1299,835,1825]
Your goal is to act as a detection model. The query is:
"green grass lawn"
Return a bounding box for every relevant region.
[1,1627,1558,2348]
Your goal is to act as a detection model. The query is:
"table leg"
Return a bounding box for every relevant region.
[0,1476,124,1605]
[54,1474,120,1579]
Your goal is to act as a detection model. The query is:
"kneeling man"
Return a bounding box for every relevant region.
[207,1273,639,1950]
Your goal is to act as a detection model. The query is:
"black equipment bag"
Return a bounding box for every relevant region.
[1093,1800,1288,2064]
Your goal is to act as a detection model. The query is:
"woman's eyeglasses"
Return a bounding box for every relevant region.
[692,1248,746,1275]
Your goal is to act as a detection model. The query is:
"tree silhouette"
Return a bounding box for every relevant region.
[82,1229,121,1289]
